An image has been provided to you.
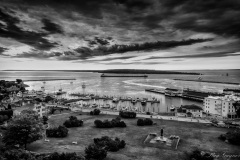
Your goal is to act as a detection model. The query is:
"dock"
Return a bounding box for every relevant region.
[145,88,204,102]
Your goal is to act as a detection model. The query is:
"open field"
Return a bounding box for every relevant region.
[29,112,240,160]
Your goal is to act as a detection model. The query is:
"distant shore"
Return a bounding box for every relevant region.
[24,78,76,82]
[174,79,240,85]
[2,69,202,75]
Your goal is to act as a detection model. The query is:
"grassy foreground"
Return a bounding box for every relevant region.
[29,112,240,160]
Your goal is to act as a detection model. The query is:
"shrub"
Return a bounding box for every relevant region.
[0,110,13,118]
[90,109,101,115]
[137,119,145,126]
[46,125,68,138]
[94,118,126,128]
[144,118,153,125]
[0,148,85,160]
[189,150,213,160]
[0,115,8,123]
[44,152,84,160]
[93,136,126,152]
[219,130,240,145]
[137,118,153,126]
[85,144,107,160]
[63,116,83,128]
[119,111,136,118]
[0,148,37,160]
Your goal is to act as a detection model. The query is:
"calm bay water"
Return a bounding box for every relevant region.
[0,70,239,113]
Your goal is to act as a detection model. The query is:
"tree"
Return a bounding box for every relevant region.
[2,110,44,150]
[233,101,240,118]
[85,144,107,160]
[42,116,48,125]
[46,125,68,138]
[16,79,22,84]
[63,116,83,128]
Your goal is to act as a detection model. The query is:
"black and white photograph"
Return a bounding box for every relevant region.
[0,0,240,159]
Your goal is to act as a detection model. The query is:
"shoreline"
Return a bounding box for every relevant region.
[174,79,240,85]
[24,78,76,82]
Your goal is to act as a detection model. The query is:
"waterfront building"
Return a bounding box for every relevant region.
[204,95,240,118]
[177,104,203,117]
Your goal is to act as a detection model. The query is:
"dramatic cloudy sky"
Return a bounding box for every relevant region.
[0,0,240,70]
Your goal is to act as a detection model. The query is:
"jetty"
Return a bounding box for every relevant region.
[174,79,240,85]
[101,74,148,77]
[145,89,165,94]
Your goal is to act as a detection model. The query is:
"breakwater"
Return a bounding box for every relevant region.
[101,74,148,77]
[174,79,240,85]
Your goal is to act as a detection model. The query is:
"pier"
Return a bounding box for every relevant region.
[174,79,240,85]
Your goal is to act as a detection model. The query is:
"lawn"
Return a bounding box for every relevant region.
[29,112,240,160]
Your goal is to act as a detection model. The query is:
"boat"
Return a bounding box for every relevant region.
[170,106,175,112]
[82,96,91,100]
[127,97,132,100]
[102,104,110,109]
[132,99,137,103]
[141,100,147,105]
[55,89,67,95]
[91,103,98,108]
[112,97,119,103]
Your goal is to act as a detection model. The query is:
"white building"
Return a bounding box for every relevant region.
[177,104,203,117]
[33,103,48,117]
[14,102,48,118]
[204,95,240,118]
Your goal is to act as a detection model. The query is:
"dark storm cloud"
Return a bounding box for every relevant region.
[147,51,240,60]
[0,47,8,54]
[73,38,212,59]
[0,8,58,50]
[113,0,153,10]
[9,0,113,19]
[11,38,213,60]
[13,51,61,59]
[128,0,240,38]
[41,18,63,34]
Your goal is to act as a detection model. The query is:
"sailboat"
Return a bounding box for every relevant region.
[55,84,66,95]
